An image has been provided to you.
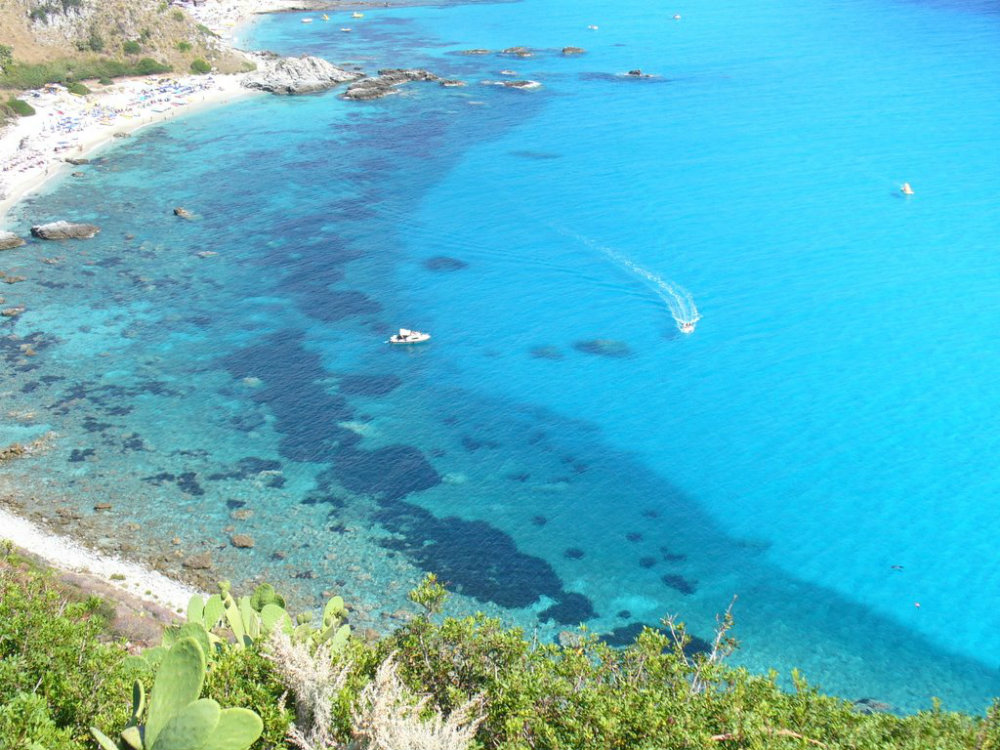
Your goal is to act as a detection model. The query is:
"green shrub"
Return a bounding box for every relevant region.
[6,97,35,116]
[190,58,211,75]
[171,8,184,21]
[177,40,192,52]
[0,692,74,750]
[197,23,219,38]
[65,81,90,96]
[98,76,113,85]
[86,30,104,52]
[122,40,141,55]
[0,58,173,89]
[0,555,136,749]
[135,57,172,75]
[0,45,12,74]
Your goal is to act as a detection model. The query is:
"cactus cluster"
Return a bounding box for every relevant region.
[91,638,262,750]
[181,582,351,655]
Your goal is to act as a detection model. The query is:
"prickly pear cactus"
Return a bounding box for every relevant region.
[90,637,262,750]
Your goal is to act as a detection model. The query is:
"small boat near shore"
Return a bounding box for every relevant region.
[389,328,431,344]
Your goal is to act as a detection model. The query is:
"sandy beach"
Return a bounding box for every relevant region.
[0,0,312,227]
[0,0,309,609]
[0,73,259,225]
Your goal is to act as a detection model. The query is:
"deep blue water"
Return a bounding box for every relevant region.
[3,0,1000,713]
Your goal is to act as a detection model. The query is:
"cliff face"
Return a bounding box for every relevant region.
[0,0,248,76]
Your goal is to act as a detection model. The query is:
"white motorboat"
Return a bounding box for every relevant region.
[679,321,696,334]
[389,328,431,344]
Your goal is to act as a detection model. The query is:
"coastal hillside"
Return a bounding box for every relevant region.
[0,0,250,88]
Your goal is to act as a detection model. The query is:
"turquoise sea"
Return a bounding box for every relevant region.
[3,0,1000,713]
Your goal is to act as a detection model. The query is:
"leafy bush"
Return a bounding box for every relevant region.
[0,552,136,749]
[6,97,35,116]
[2,556,1000,750]
[135,57,172,75]
[0,45,12,74]
[123,40,141,55]
[86,30,104,52]
[172,9,185,21]
[177,41,193,53]
[65,81,90,96]
[0,57,175,90]
[190,58,211,74]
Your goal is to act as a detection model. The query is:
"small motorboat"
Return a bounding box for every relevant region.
[389,328,431,344]
[352,12,364,18]
[322,13,330,20]
[679,321,696,334]
[900,182,914,195]
[301,17,313,23]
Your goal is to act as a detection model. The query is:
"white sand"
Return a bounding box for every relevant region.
[0,0,310,228]
[0,0,310,608]
[0,73,258,225]
[0,503,201,612]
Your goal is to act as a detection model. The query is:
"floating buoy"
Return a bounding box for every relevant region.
[901,182,914,195]
[673,14,681,20]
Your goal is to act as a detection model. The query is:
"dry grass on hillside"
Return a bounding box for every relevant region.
[0,0,249,82]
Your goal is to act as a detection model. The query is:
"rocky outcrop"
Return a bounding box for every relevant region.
[500,46,534,58]
[482,79,543,90]
[0,231,26,251]
[174,207,194,220]
[243,55,363,95]
[562,46,586,55]
[65,157,90,165]
[343,69,442,101]
[30,221,100,240]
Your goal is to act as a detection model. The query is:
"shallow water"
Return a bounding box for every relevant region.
[3,0,1000,713]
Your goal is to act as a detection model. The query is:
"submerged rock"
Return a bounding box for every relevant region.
[64,157,90,165]
[243,55,363,95]
[0,231,25,251]
[30,221,100,240]
[573,338,632,358]
[343,69,442,101]
[230,534,255,549]
[182,552,213,570]
[423,255,468,272]
[562,46,586,55]
[459,49,492,55]
[173,207,194,220]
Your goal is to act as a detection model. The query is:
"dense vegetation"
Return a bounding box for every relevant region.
[2,546,999,750]
[0,57,171,90]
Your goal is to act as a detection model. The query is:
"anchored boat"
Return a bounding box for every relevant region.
[389,328,431,344]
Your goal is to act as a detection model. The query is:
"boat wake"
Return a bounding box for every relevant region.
[570,232,701,334]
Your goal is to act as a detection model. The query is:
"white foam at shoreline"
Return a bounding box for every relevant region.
[0,503,201,612]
